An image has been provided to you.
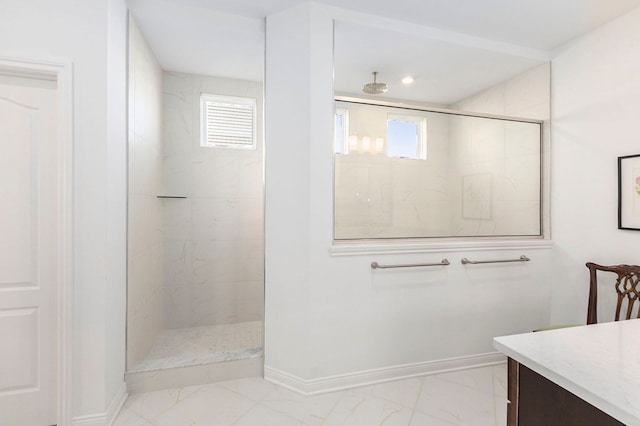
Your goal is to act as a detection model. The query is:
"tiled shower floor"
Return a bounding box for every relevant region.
[129,321,264,373]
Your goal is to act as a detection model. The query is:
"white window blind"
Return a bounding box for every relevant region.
[200,94,256,149]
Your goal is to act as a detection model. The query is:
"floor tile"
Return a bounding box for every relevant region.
[218,376,280,402]
[129,321,263,372]
[112,408,154,426]
[114,363,509,426]
[434,366,495,396]
[409,410,458,425]
[494,394,508,426]
[492,364,508,397]
[260,386,345,425]
[415,375,497,425]
[233,404,304,425]
[355,377,423,408]
[323,390,414,425]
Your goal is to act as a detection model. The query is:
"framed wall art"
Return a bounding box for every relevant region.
[618,154,640,230]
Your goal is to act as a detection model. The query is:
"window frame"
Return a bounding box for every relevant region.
[386,113,427,160]
[332,96,547,249]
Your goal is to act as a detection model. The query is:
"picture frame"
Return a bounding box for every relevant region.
[617,154,640,230]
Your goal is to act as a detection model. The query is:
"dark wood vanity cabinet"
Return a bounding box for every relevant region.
[507,358,624,426]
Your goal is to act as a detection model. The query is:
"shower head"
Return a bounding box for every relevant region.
[362,72,388,95]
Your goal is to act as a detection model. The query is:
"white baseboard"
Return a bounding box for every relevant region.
[71,382,128,426]
[264,351,506,395]
[106,383,128,426]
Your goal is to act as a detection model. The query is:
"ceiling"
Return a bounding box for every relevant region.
[127,0,640,104]
[333,22,544,105]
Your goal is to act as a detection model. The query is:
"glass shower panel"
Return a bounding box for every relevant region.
[334,100,541,240]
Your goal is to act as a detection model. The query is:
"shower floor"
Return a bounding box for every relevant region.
[129,320,263,373]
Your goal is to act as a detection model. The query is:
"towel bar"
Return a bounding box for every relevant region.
[371,259,450,269]
[460,255,530,265]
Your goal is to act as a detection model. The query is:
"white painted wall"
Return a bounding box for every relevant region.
[106,0,129,412]
[162,72,264,328]
[265,3,318,379]
[265,3,552,389]
[127,17,164,370]
[550,7,640,325]
[0,0,128,421]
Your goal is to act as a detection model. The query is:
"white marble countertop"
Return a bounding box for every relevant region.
[494,319,640,426]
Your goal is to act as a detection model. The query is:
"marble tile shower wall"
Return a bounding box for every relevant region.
[127,18,164,369]
[334,108,451,239]
[162,72,264,329]
[450,63,550,236]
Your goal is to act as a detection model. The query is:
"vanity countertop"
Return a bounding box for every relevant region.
[494,319,640,426]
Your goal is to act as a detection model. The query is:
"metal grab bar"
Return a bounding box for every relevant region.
[371,259,450,269]
[460,255,530,265]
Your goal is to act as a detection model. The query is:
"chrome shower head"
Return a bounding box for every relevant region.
[362,71,388,95]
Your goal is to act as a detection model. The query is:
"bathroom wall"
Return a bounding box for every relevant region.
[127,18,164,369]
[162,72,264,328]
[453,63,550,119]
[449,63,550,237]
[334,103,450,239]
[265,3,553,389]
[3,0,129,419]
[550,7,640,325]
[446,117,541,236]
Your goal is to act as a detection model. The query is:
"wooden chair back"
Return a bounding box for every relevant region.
[586,262,640,324]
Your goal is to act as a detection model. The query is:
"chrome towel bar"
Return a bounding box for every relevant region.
[371,259,450,269]
[460,255,530,265]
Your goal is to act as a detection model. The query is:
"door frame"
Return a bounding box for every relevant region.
[0,56,74,426]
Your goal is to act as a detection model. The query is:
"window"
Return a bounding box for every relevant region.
[333,108,426,159]
[200,93,256,150]
[387,114,427,159]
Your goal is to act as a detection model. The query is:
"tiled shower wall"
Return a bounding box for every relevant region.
[127,18,164,369]
[334,104,451,239]
[162,72,264,329]
[450,63,550,236]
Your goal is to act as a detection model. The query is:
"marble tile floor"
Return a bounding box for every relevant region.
[129,321,264,373]
[114,363,507,425]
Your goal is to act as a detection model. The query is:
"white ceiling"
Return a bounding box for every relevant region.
[333,21,544,105]
[127,0,640,104]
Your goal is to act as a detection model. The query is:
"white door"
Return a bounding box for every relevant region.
[0,74,59,425]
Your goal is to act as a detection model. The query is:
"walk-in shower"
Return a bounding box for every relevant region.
[125,17,264,392]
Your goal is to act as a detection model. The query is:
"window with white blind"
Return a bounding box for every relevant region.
[200,93,257,149]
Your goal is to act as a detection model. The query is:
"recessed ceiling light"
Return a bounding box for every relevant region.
[402,76,415,85]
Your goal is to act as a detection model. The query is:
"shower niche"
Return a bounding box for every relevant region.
[125,12,264,391]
